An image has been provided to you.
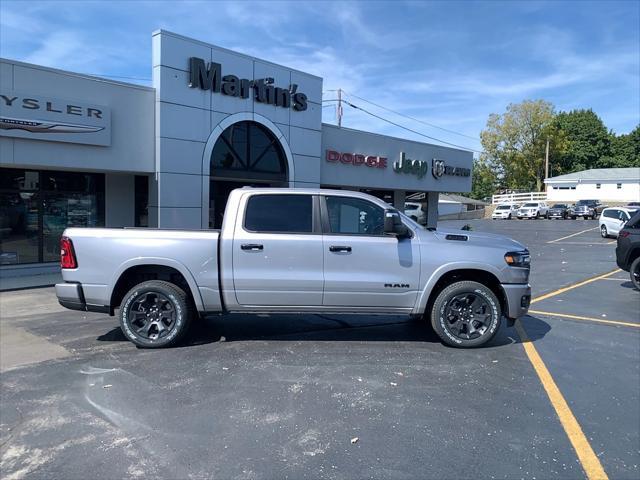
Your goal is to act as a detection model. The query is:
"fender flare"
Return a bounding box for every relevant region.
[108,257,205,311]
[412,262,503,315]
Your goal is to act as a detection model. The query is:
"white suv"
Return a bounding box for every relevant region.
[600,207,639,238]
[404,202,426,225]
[492,204,518,220]
[516,202,549,219]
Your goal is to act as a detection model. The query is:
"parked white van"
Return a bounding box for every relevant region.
[600,207,639,238]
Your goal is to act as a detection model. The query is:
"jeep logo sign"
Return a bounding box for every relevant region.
[393,152,428,179]
[188,57,308,111]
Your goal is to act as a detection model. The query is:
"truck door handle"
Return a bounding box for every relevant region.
[241,243,263,251]
[329,245,352,253]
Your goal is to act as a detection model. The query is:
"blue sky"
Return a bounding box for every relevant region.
[1,0,638,152]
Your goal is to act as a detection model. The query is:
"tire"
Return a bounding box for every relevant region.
[119,280,193,348]
[430,281,502,348]
[600,225,608,238]
[508,213,512,219]
[630,257,640,291]
[545,213,549,219]
[571,216,576,220]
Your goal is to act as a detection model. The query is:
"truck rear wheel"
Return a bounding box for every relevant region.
[430,281,501,348]
[119,280,193,348]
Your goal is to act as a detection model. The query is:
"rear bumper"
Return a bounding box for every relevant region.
[501,283,531,319]
[55,283,111,314]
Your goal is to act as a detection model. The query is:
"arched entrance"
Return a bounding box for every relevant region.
[208,120,289,228]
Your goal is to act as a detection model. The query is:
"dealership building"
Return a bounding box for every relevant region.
[0,30,472,270]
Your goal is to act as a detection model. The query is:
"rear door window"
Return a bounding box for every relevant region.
[244,194,313,233]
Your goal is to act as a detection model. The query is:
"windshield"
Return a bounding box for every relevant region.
[522,203,538,207]
[496,205,511,210]
[551,204,567,208]
[576,200,595,206]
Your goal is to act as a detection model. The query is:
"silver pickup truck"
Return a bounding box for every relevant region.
[56,188,531,348]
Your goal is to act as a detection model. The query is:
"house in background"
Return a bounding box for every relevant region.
[544,168,640,203]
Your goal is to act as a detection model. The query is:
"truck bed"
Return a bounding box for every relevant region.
[61,228,221,311]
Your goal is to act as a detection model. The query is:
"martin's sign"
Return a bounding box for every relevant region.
[188,57,308,111]
[0,93,111,146]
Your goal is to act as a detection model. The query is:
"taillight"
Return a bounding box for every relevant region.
[619,231,630,238]
[60,236,77,269]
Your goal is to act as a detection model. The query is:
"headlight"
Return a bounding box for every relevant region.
[505,250,531,268]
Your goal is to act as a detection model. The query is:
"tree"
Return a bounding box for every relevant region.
[480,100,563,191]
[598,125,640,168]
[470,157,497,200]
[553,109,611,173]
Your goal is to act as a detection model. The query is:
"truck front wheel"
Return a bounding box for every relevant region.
[119,280,193,348]
[430,281,501,348]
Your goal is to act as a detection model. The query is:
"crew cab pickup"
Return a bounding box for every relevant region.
[56,188,531,348]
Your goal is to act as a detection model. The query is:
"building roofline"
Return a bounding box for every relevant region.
[152,29,323,81]
[0,57,155,92]
[321,122,473,155]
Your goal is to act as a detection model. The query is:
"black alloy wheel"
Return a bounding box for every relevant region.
[430,280,501,348]
[120,280,193,348]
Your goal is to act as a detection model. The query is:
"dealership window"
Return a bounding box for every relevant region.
[0,168,104,265]
[135,175,149,227]
[325,196,385,235]
[209,121,288,229]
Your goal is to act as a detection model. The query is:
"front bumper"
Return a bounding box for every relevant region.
[548,211,565,218]
[517,211,538,218]
[501,283,531,319]
[55,283,111,314]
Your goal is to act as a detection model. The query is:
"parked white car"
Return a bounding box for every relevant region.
[516,202,549,219]
[600,207,639,238]
[492,204,518,220]
[404,202,426,225]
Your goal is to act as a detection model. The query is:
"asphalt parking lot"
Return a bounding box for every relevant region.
[0,219,638,479]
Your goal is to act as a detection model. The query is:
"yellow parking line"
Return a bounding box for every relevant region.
[547,227,599,244]
[531,269,621,304]
[529,310,639,328]
[547,241,613,246]
[515,319,609,480]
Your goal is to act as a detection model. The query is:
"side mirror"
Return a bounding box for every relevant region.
[384,209,410,238]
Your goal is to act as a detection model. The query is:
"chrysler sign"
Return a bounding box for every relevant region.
[0,93,111,146]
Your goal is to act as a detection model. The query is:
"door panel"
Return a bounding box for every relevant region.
[321,195,420,309]
[323,234,420,308]
[233,232,324,305]
[231,193,324,306]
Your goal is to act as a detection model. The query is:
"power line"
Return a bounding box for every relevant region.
[342,90,481,143]
[343,100,483,154]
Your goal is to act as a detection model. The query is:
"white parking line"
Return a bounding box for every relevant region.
[547,227,599,244]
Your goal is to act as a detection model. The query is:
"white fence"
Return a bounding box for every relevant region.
[491,192,547,205]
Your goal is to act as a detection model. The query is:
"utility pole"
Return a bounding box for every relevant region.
[544,137,550,191]
[337,88,343,128]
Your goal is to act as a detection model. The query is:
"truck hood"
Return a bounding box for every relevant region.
[432,228,526,251]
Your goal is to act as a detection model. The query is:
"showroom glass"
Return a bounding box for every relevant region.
[244,195,312,233]
[325,196,385,235]
[0,168,104,264]
[210,121,287,180]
